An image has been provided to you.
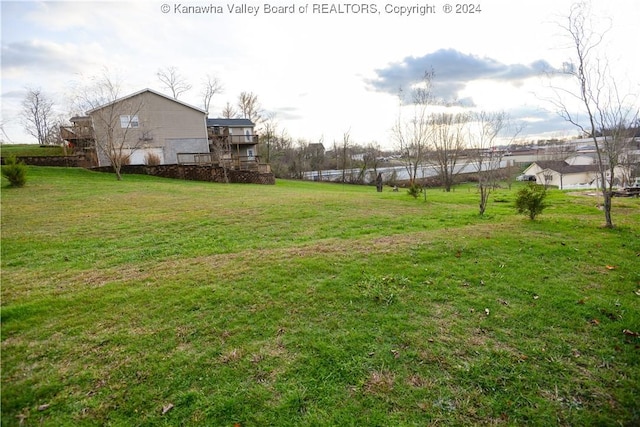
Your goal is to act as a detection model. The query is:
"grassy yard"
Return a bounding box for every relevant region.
[2,167,639,426]
[1,144,66,157]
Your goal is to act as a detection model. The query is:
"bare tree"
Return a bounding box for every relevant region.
[362,142,382,183]
[546,1,638,227]
[201,74,223,114]
[467,112,522,215]
[156,66,192,100]
[221,101,238,119]
[429,112,469,192]
[260,112,279,164]
[21,88,55,145]
[237,91,262,126]
[0,121,13,143]
[336,130,353,183]
[74,71,146,180]
[308,136,326,180]
[289,138,309,179]
[268,128,295,178]
[392,72,435,185]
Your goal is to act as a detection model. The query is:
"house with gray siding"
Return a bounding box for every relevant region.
[62,88,209,166]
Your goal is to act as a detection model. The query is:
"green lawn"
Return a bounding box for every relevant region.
[2,167,639,426]
[1,144,66,157]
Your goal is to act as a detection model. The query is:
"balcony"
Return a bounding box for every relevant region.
[60,125,94,141]
[208,132,259,146]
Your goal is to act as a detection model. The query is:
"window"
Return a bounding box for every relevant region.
[120,115,139,128]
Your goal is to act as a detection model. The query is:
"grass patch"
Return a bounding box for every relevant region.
[1,144,66,157]
[2,167,640,425]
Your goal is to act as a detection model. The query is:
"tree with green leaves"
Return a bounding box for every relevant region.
[515,183,547,220]
[1,156,27,187]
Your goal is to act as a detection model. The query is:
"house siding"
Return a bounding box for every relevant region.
[89,90,208,166]
[523,161,630,189]
[164,138,210,164]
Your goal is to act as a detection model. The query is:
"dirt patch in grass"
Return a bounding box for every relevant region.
[363,370,396,395]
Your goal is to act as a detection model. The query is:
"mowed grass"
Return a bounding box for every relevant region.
[2,167,639,426]
[1,144,66,157]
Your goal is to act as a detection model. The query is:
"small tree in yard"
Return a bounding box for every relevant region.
[546,1,639,228]
[407,183,422,199]
[515,183,547,220]
[74,71,146,180]
[21,87,56,145]
[2,156,27,187]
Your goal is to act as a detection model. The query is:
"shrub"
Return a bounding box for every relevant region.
[1,156,27,187]
[515,183,547,220]
[407,183,422,199]
[145,152,161,166]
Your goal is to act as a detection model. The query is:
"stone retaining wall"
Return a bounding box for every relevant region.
[92,164,276,185]
[0,155,275,184]
[1,155,90,168]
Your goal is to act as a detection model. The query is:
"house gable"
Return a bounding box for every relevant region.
[87,88,206,115]
[85,89,209,166]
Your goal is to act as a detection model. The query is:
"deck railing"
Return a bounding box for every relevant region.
[177,153,269,172]
[208,134,260,145]
[60,126,94,141]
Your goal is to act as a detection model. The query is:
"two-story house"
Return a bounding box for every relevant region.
[207,118,260,170]
[61,88,210,167]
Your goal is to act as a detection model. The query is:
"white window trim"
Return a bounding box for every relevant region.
[120,115,139,129]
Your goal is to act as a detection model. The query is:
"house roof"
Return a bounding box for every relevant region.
[207,118,254,128]
[86,88,206,115]
[532,161,599,174]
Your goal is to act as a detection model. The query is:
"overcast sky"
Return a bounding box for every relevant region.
[1,0,638,148]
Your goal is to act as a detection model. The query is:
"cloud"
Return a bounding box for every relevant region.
[367,48,557,104]
[1,39,95,76]
[270,106,303,121]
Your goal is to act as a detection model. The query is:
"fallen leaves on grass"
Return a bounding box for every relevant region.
[219,348,242,364]
[605,265,616,270]
[622,329,639,337]
[590,319,600,326]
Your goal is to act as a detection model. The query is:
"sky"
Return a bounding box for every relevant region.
[1,0,638,149]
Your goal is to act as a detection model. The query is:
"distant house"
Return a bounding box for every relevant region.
[207,118,262,170]
[522,160,629,189]
[61,88,209,166]
[565,154,596,166]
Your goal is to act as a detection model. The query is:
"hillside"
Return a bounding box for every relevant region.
[2,167,639,425]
